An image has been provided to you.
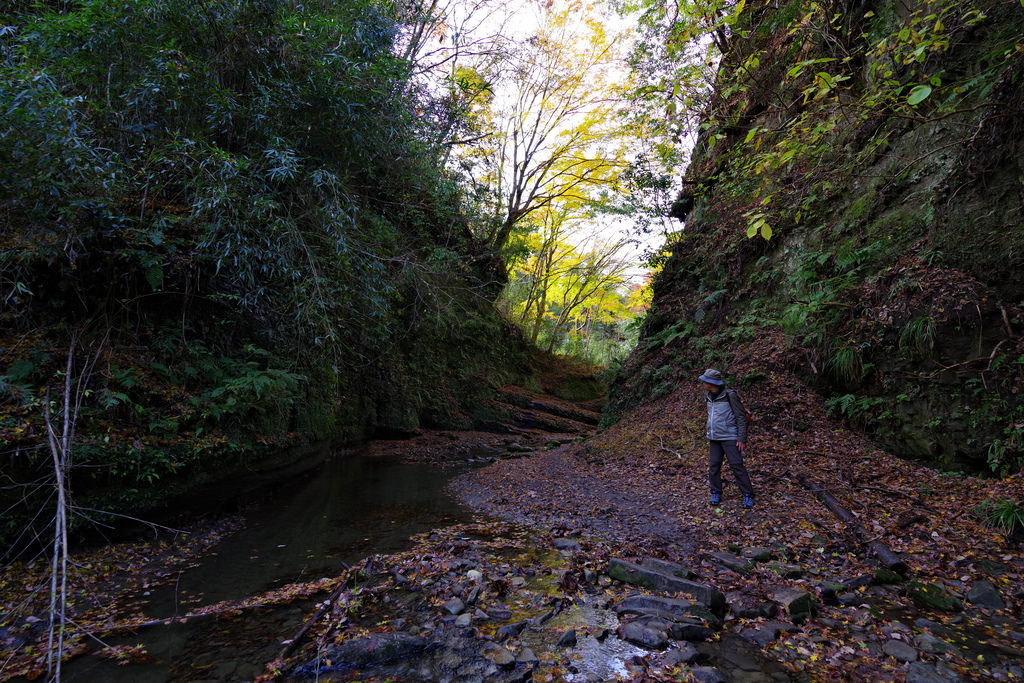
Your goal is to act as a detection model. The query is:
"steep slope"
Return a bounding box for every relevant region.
[0,1,529,552]
[611,0,1024,474]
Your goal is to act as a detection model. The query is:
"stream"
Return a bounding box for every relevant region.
[58,450,473,682]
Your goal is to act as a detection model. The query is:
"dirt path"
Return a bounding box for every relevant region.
[453,445,698,558]
[445,357,1024,682]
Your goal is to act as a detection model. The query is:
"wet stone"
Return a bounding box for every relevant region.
[726,592,777,619]
[443,597,466,615]
[496,620,529,640]
[768,563,804,579]
[663,643,703,665]
[915,632,959,656]
[842,575,874,590]
[966,580,1005,609]
[489,607,513,621]
[516,647,539,664]
[618,621,670,650]
[837,592,860,606]
[668,620,714,642]
[556,629,577,647]
[771,586,816,623]
[606,558,726,615]
[906,661,963,683]
[741,547,773,562]
[739,627,777,649]
[906,581,962,612]
[455,613,472,627]
[553,537,580,551]
[640,557,697,579]
[615,594,695,620]
[708,551,753,573]
[689,666,729,683]
[883,638,918,662]
[485,645,516,669]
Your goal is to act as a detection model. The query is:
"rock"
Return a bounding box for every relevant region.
[740,627,777,648]
[614,594,695,620]
[466,569,483,582]
[618,621,670,650]
[516,647,539,664]
[664,643,703,665]
[489,607,513,621]
[726,592,777,619]
[688,666,729,682]
[915,632,959,656]
[906,581,963,612]
[837,592,860,606]
[741,547,773,562]
[606,558,726,615]
[883,638,918,662]
[906,661,963,683]
[466,586,481,606]
[842,575,874,590]
[708,551,753,573]
[496,620,529,640]
[533,610,555,625]
[485,645,516,669]
[770,586,817,623]
[553,537,580,551]
[767,563,804,579]
[667,620,714,642]
[510,576,527,588]
[640,557,697,579]
[874,568,905,585]
[817,582,847,604]
[442,598,466,615]
[966,580,1005,609]
[314,633,428,672]
[454,613,472,628]
[557,629,577,647]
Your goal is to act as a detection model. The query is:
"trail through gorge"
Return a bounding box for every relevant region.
[2,352,1023,682]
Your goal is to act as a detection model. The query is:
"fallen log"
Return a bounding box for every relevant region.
[797,475,909,574]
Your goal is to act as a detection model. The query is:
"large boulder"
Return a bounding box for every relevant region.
[311,633,428,673]
[607,558,726,615]
[770,586,817,623]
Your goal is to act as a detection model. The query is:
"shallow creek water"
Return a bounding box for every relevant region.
[59,451,472,682]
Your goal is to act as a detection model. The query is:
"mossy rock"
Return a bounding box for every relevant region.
[873,568,905,585]
[906,581,962,612]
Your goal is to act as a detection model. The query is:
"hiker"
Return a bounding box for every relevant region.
[699,368,755,509]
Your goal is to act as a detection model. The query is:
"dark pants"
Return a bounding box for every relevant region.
[708,440,754,497]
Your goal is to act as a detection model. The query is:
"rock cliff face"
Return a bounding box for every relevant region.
[612,0,1024,472]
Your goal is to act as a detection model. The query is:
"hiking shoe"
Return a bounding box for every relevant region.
[742,494,754,509]
[709,492,721,506]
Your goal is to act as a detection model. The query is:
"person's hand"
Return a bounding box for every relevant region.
[736,441,746,452]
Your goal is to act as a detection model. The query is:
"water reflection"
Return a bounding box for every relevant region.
[59,452,471,682]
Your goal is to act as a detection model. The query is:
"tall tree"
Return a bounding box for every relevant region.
[453,5,630,257]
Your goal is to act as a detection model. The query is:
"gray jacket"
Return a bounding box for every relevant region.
[705,388,748,442]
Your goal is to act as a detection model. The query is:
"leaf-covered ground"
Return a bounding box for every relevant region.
[451,331,1024,680]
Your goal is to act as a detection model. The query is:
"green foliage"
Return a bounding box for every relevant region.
[826,345,862,386]
[974,497,1024,536]
[898,317,936,358]
[0,0,537,554]
[825,393,883,422]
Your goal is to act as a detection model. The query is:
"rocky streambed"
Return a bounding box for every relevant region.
[275,516,1022,683]
[279,522,798,682]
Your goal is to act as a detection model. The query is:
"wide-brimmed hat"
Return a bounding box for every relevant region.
[699,368,725,385]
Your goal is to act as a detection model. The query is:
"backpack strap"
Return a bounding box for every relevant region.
[725,388,749,442]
